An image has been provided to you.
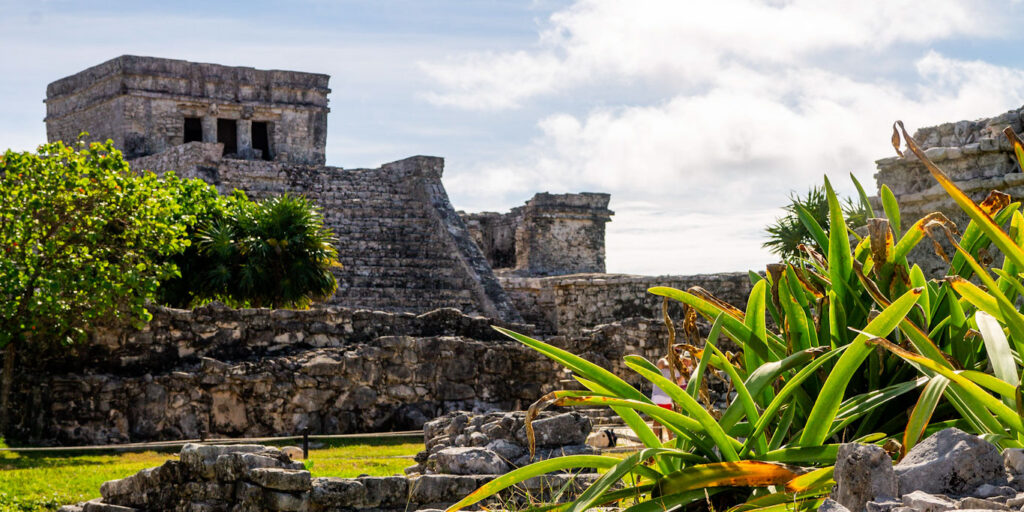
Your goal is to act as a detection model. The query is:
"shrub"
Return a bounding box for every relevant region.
[763,180,871,261]
[156,187,339,309]
[0,139,188,432]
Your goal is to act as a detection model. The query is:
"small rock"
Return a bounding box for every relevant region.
[1004,449,1024,475]
[866,499,903,512]
[833,443,898,512]
[819,498,851,512]
[902,490,956,512]
[281,446,304,461]
[485,439,523,461]
[895,428,1003,495]
[957,497,1008,510]
[1004,494,1024,508]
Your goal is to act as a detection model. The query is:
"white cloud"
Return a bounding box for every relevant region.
[421,0,1002,110]
[428,0,1024,275]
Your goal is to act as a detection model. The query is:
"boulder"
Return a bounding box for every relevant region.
[895,428,1003,495]
[832,443,898,512]
[515,412,591,447]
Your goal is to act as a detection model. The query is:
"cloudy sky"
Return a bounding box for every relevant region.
[4,0,1024,275]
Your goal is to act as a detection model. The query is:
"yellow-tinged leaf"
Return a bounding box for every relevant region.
[786,466,835,492]
[1005,127,1024,174]
[656,461,806,496]
[979,190,1012,217]
[895,120,1024,270]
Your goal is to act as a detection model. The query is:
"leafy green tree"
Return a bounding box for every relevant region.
[0,140,188,432]
[158,193,339,309]
[763,181,870,260]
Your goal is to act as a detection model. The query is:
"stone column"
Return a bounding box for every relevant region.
[201,116,217,143]
[237,119,253,159]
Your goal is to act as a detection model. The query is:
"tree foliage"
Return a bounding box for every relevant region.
[0,140,188,430]
[0,139,187,349]
[159,193,339,309]
[763,183,869,260]
[0,139,340,434]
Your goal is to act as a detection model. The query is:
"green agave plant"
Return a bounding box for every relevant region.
[449,121,1024,512]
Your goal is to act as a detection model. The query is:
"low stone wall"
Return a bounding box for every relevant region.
[8,303,707,445]
[500,272,755,334]
[61,303,530,374]
[60,443,599,512]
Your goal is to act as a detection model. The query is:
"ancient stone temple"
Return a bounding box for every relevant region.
[45,55,521,322]
[45,55,329,164]
[10,55,755,445]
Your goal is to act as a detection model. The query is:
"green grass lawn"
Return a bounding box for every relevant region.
[0,437,423,512]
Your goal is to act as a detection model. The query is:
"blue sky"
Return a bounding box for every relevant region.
[4,0,1024,275]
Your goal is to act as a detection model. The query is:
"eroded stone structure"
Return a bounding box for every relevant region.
[46,56,520,323]
[46,55,329,164]
[461,192,614,276]
[11,56,748,448]
[59,442,600,512]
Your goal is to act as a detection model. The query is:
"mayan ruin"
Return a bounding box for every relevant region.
[8,4,1024,512]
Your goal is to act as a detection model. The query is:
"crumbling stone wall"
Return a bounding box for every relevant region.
[61,442,599,512]
[131,145,520,322]
[46,55,330,164]
[499,272,755,334]
[460,210,521,269]
[7,302,697,445]
[460,192,613,276]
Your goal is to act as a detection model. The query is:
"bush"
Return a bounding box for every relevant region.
[0,139,188,432]
[763,179,870,261]
[160,193,339,309]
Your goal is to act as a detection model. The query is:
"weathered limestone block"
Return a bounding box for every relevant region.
[248,468,312,492]
[430,447,510,475]
[900,490,957,512]
[895,429,1003,495]
[832,443,898,512]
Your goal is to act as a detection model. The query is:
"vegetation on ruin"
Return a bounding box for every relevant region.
[762,179,870,261]
[157,191,340,309]
[0,437,422,512]
[0,139,339,436]
[0,140,188,433]
[453,122,1024,512]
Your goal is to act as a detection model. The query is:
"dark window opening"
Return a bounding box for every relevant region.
[183,117,202,143]
[217,118,237,156]
[252,121,272,161]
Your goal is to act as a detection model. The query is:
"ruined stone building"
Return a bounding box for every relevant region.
[2,55,757,444]
[44,56,651,329]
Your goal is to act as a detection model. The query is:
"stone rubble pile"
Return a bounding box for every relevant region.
[59,414,601,512]
[824,428,1024,512]
[407,410,596,475]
